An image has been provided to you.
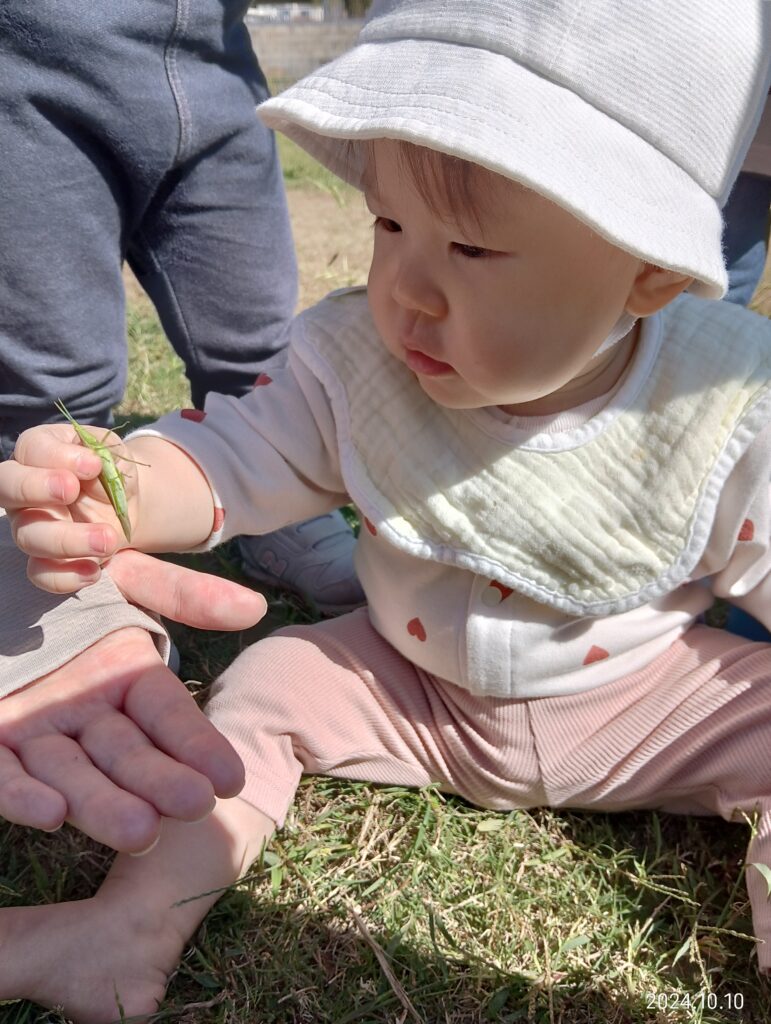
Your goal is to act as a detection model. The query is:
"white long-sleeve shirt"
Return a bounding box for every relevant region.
[129,287,771,699]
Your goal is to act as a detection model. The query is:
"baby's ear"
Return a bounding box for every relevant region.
[625,264,694,316]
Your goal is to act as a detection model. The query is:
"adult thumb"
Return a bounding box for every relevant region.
[105,549,267,630]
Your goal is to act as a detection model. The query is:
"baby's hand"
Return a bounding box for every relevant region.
[0,422,139,593]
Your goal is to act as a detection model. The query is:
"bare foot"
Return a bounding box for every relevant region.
[0,893,186,1023]
[0,800,275,1023]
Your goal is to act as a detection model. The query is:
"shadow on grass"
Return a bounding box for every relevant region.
[165,893,718,1024]
[3,792,769,1024]
[551,809,769,1022]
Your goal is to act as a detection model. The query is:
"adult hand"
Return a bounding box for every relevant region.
[0,550,266,853]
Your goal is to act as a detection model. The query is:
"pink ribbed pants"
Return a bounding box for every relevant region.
[205,608,771,970]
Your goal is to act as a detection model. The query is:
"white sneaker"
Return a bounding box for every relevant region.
[237,511,366,615]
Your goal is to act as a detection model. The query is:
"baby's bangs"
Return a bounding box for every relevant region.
[349,139,485,232]
[397,144,483,231]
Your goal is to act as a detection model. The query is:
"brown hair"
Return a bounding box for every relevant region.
[350,138,488,233]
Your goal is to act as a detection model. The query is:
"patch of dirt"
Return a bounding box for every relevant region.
[287,185,373,310]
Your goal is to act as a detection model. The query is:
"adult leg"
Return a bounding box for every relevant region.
[722,172,771,639]
[0,0,296,448]
[723,171,771,307]
[127,4,297,404]
[126,4,363,613]
[0,0,182,458]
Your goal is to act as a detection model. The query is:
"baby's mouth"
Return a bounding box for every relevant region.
[403,347,455,377]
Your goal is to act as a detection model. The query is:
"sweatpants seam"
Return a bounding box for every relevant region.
[132,226,203,388]
[164,0,193,165]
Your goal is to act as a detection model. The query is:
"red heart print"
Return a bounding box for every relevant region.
[583,645,609,665]
[180,408,206,422]
[482,580,514,606]
[407,617,427,641]
[254,373,273,387]
[738,519,755,542]
[212,507,226,533]
[364,517,377,536]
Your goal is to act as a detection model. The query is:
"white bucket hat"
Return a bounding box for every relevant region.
[260,0,771,299]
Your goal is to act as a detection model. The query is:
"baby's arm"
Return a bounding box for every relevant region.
[120,434,217,551]
[1,338,349,592]
[0,426,216,592]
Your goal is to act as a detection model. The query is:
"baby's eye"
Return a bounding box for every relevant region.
[373,216,402,233]
[453,242,491,259]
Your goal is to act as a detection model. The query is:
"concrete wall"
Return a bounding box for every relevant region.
[247,19,363,89]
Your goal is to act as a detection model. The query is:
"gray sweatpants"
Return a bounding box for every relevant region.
[0,0,297,457]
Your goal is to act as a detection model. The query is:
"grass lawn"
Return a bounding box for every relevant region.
[3,140,771,1023]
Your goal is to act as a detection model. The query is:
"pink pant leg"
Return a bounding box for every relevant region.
[746,807,771,971]
[204,607,541,827]
[530,625,771,970]
[206,613,771,968]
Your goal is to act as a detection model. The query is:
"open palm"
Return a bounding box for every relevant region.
[0,549,266,852]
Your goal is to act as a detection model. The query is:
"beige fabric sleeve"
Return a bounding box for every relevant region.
[0,510,171,699]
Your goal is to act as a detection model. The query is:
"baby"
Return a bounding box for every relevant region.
[1,1,771,1020]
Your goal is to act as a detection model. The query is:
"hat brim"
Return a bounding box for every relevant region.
[261,38,726,298]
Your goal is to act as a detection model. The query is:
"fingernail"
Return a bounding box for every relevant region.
[191,802,217,825]
[89,529,109,555]
[76,453,101,475]
[48,477,65,501]
[129,833,161,858]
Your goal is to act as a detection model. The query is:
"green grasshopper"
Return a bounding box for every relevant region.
[54,399,138,542]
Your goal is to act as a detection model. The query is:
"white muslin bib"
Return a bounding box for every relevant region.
[293,289,771,617]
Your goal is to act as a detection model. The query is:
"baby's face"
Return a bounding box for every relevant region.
[365,139,645,415]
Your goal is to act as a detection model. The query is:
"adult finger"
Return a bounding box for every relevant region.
[123,665,245,799]
[0,746,67,831]
[77,707,216,822]
[107,549,267,630]
[17,733,162,853]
